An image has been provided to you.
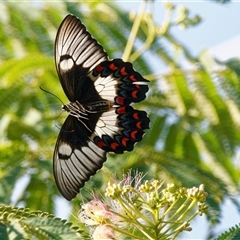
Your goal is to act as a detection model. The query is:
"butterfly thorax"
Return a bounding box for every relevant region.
[63,100,113,119]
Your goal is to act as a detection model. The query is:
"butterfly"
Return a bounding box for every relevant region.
[54,14,150,200]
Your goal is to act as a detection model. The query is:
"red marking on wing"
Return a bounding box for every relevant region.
[131,90,138,98]
[95,64,105,73]
[121,137,129,147]
[136,122,142,129]
[129,74,137,81]
[96,140,107,149]
[120,67,128,76]
[130,130,138,139]
[116,107,127,114]
[115,96,125,105]
[133,112,139,119]
[109,63,117,70]
[110,142,119,150]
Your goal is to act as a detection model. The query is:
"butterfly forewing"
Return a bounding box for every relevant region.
[54,14,149,200]
[55,14,108,101]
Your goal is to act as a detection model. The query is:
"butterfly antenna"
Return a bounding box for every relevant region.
[40,86,67,130]
[54,111,64,130]
[40,86,65,106]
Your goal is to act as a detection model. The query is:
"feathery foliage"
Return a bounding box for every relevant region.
[0,1,239,239]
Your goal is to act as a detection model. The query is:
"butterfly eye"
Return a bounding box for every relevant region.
[53,14,149,201]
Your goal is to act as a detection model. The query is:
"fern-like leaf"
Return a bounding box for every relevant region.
[215,223,240,240]
[0,205,83,239]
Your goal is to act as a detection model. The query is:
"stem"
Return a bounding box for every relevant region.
[114,195,156,239]
[166,197,191,222]
[106,223,147,240]
[122,191,153,226]
[129,15,155,62]
[122,1,147,62]
[161,198,198,236]
[159,197,189,233]
[175,198,198,222]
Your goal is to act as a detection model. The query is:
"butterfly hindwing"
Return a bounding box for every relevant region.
[54,116,107,200]
[93,107,149,153]
[87,59,150,153]
[91,59,149,105]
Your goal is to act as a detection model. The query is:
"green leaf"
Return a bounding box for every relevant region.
[0,223,8,240]
[0,205,83,240]
[22,217,81,240]
[215,223,240,240]
[0,165,24,204]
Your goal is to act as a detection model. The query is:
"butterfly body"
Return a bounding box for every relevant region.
[54,14,149,200]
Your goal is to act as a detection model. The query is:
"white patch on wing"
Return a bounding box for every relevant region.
[60,161,84,191]
[73,149,97,172]
[58,143,72,157]
[95,84,104,93]
[95,76,118,86]
[75,41,95,65]
[95,110,120,138]
[82,143,105,162]
[55,15,109,78]
[133,82,148,85]
[94,75,119,101]
[60,58,74,71]
[83,49,105,69]
[54,138,107,200]
[96,119,105,128]
[61,28,84,56]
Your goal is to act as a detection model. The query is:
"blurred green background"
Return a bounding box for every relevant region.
[0,1,240,239]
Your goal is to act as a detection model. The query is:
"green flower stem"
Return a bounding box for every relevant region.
[158,196,184,230]
[160,220,181,237]
[161,197,181,217]
[159,199,191,234]
[171,221,191,238]
[121,192,153,226]
[175,198,198,222]
[185,211,199,223]
[122,1,147,62]
[162,198,199,236]
[112,210,156,240]
[113,195,156,239]
[129,15,155,63]
[159,3,174,35]
[106,223,148,240]
[165,197,191,222]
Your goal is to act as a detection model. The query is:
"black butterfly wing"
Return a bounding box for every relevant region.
[53,115,107,201]
[89,59,150,154]
[54,15,150,200]
[55,14,108,101]
[54,14,109,200]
